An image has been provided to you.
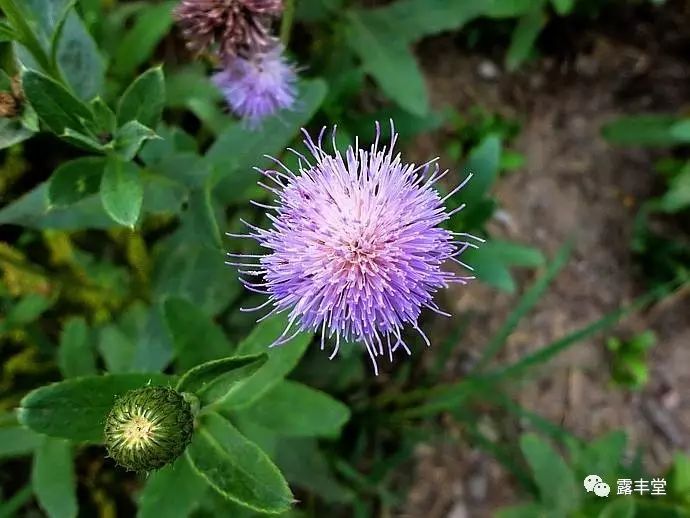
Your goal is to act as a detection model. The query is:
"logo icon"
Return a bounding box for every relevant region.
[584,475,602,492]
[593,481,611,497]
[584,475,610,497]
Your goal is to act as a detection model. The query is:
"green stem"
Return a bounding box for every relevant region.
[280,0,296,47]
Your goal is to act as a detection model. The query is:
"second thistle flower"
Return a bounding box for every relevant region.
[212,45,298,128]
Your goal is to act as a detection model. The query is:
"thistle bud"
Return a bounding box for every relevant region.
[104,386,195,472]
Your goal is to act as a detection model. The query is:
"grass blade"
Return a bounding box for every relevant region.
[476,239,574,371]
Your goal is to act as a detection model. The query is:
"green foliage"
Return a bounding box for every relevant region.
[186,412,294,514]
[606,331,656,390]
[32,437,77,518]
[0,0,685,516]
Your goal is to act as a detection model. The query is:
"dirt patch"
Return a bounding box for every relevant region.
[402,5,690,516]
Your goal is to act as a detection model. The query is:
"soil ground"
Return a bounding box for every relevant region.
[402,3,690,517]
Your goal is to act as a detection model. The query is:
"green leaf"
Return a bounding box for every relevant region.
[0,293,52,333]
[60,128,106,153]
[602,115,685,147]
[359,0,484,42]
[221,314,313,409]
[234,381,350,438]
[163,297,233,371]
[117,66,166,128]
[207,79,327,204]
[0,181,114,229]
[100,157,143,227]
[275,438,354,503]
[48,156,105,207]
[346,13,428,115]
[0,118,35,149]
[186,412,293,514]
[506,8,547,71]
[112,2,174,77]
[550,0,574,15]
[658,168,690,213]
[570,431,626,483]
[458,135,502,204]
[90,98,116,135]
[22,69,93,134]
[58,316,97,378]
[484,0,538,17]
[18,373,173,442]
[185,186,223,250]
[98,324,135,373]
[598,499,635,518]
[176,355,267,407]
[671,453,690,497]
[55,10,105,101]
[112,120,159,161]
[520,434,579,513]
[153,229,241,315]
[463,240,545,293]
[32,437,77,518]
[137,457,207,518]
[670,119,690,142]
[0,422,42,459]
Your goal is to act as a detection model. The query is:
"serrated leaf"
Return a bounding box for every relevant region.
[32,437,77,518]
[112,120,159,161]
[176,354,267,407]
[346,13,428,115]
[22,69,93,134]
[234,381,350,438]
[137,457,208,518]
[100,157,143,227]
[186,413,293,514]
[48,156,105,207]
[163,297,233,371]
[18,373,173,442]
[117,66,166,127]
[58,316,97,378]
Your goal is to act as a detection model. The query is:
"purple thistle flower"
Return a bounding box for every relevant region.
[227,122,482,374]
[212,46,298,128]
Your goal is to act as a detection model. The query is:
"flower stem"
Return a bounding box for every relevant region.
[280,0,296,47]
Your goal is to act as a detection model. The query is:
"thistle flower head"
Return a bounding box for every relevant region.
[228,122,482,374]
[212,45,298,128]
[104,386,194,472]
[174,0,281,59]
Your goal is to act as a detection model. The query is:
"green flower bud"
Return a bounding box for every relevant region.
[104,386,195,472]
